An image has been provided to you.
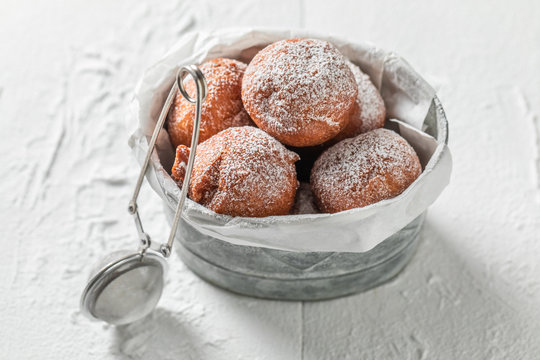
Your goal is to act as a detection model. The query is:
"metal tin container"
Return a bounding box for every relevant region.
[133,30,451,301]
[174,212,424,300]
[159,96,448,301]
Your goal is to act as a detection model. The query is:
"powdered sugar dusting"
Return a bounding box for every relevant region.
[311,128,421,213]
[241,38,357,146]
[167,58,253,147]
[331,60,386,142]
[173,126,300,217]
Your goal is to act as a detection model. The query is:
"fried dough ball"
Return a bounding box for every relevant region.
[330,60,386,143]
[172,127,299,217]
[311,128,421,213]
[167,58,252,148]
[241,38,357,147]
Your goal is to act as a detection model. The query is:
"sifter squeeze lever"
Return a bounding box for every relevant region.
[80,65,207,325]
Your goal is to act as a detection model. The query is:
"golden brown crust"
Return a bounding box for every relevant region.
[311,129,421,213]
[241,38,357,147]
[328,60,386,144]
[167,58,253,148]
[171,145,190,184]
[172,127,300,217]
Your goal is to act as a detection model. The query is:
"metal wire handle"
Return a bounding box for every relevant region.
[128,65,207,257]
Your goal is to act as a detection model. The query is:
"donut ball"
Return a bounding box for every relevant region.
[330,60,386,143]
[241,38,358,147]
[311,128,421,213]
[167,58,253,148]
[172,126,300,217]
[291,182,319,215]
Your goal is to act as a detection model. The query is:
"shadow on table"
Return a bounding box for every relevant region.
[110,219,540,360]
[111,270,302,359]
[299,219,540,359]
[111,308,207,360]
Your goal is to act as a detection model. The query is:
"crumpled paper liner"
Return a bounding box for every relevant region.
[128,28,452,253]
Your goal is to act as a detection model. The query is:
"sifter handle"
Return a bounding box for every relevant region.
[128,65,207,256]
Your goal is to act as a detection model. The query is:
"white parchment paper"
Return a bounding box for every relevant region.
[128,28,452,253]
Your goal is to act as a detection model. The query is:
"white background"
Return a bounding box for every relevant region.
[1,0,539,359]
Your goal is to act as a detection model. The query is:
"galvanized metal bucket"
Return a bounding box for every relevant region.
[163,98,447,300]
[132,30,450,301]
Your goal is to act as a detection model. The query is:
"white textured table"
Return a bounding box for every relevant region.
[1,0,540,358]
